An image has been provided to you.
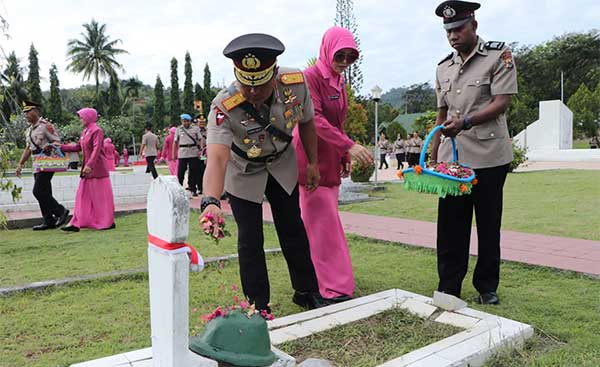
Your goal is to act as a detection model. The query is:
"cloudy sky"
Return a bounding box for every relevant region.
[2,0,599,96]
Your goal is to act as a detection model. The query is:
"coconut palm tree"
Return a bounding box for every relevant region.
[66,19,128,100]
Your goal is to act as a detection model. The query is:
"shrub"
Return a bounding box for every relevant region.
[509,142,528,172]
[351,161,374,183]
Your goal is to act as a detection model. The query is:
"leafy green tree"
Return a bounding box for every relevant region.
[152,75,166,128]
[1,52,27,125]
[182,52,194,115]
[202,63,215,113]
[385,122,407,141]
[107,75,121,117]
[413,111,437,135]
[567,83,600,138]
[47,64,63,124]
[403,83,436,113]
[335,0,363,92]
[66,19,127,102]
[506,76,538,136]
[169,57,181,124]
[26,44,43,107]
[123,77,143,100]
[345,87,368,143]
[194,82,206,117]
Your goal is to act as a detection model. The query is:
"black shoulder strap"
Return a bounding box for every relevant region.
[181,127,200,147]
[238,102,292,143]
[438,53,453,65]
[484,41,505,50]
[28,125,42,152]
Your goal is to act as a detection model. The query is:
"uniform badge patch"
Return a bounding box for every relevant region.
[280,72,304,85]
[222,92,246,111]
[283,88,297,104]
[215,108,226,126]
[284,109,293,119]
[501,50,514,69]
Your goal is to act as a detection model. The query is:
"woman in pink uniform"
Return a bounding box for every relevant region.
[162,126,178,175]
[61,108,115,232]
[293,26,373,302]
[103,137,116,171]
[122,146,129,167]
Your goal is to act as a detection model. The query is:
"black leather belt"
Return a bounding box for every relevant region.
[231,143,289,163]
[179,144,196,147]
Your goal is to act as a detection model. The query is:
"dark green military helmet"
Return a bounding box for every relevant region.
[189,310,277,366]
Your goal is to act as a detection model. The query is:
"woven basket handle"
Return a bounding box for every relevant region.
[419,125,457,167]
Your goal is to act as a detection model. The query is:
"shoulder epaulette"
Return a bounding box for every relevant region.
[438,53,453,65]
[222,92,246,112]
[280,72,304,85]
[484,41,505,51]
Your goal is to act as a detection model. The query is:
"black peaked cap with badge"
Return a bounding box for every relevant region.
[223,33,285,87]
[22,100,41,113]
[435,1,481,30]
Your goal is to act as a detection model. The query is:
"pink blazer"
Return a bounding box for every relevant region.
[62,123,109,178]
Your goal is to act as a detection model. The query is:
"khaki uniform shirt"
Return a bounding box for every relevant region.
[141,132,159,157]
[175,125,202,159]
[25,120,60,153]
[436,38,518,169]
[393,139,405,154]
[207,66,314,203]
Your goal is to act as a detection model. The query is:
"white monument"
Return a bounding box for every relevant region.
[513,100,600,161]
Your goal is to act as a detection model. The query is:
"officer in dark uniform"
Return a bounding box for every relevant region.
[431,1,518,305]
[16,101,70,230]
[200,33,326,311]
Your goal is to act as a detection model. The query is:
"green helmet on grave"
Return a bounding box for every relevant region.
[189,309,277,366]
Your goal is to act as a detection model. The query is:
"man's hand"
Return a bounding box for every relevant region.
[348,143,373,166]
[442,115,464,138]
[199,204,223,238]
[305,163,320,192]
[341,161,351,178]
[15,165,22,178]
[82,165,92,176]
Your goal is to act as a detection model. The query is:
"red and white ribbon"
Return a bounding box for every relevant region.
[148,234,204,271]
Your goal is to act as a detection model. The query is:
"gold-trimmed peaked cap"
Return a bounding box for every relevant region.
[435,1,480,30]
[22,100,41,113]
[223,33,285,87]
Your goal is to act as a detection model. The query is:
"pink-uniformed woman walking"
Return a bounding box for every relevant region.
[103,137,117,171]
[61,108,115,232]
[293,26,373,302]
[162,126,178,175]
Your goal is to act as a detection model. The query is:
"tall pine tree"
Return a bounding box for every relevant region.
[202,63,214,116]
[26,44,43,107]
[194,82,205,116]
[335,0,363,92]
[107,75,121,117]
[153,75,166,128]
[182,52,194,115]
[47,64,63,124]
[169,57,181,123]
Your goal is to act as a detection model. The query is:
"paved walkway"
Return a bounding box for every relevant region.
[7,198,599,277]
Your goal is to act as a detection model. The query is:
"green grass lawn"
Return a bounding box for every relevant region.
[0,213,282,287]
[573,139,590,149]
[0,224,599,367]
[342,170,600,241]
[279,308,461,366]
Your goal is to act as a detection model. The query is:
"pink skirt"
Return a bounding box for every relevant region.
[300,185,354,298]
[167,160,178,176]
[70,177,115,229]
[105,158,116,171]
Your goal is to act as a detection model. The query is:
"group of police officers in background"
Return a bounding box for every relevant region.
[17,0,516,309]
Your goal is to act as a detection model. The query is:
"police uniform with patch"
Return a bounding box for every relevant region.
[21,101,69,230]
[433,1,518,304]
[175,114,203,195]
[204,33,323,310]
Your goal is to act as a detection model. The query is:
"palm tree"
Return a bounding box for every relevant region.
[66,19,128,100]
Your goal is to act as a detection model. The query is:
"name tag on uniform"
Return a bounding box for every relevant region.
[247,127,263,135]
[328,94,340,100]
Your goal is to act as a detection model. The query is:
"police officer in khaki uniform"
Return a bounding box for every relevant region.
[173,114,203,196]
[430,1,518,305]
[200,33,326,311]
[16,101,69,230]
[141,124,159,179]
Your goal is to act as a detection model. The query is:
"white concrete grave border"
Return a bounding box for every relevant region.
[71,177,532,367]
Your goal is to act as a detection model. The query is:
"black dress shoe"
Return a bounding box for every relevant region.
[478,292,500,305]
[32,223,56,231]
[292,291,330,309]
[61,225,80,232]
[101,223,116,230]
[324,295,353,303]
[55,209,70,227]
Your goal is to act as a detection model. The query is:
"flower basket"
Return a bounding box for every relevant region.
[32,145,69,173]
[400,125,476,198]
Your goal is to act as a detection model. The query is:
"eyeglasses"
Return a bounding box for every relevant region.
[333,51,358,64]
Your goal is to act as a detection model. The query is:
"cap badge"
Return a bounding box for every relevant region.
[443,6,456,18]
[242,53,261,70]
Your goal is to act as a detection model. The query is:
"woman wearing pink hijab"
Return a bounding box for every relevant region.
[103,137,116,171]
[162,126,178,176]
[293,26,373,302]
[60,108,115,232]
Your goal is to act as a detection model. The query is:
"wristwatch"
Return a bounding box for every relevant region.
[462,116,473,130]
[200,196,221,212]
